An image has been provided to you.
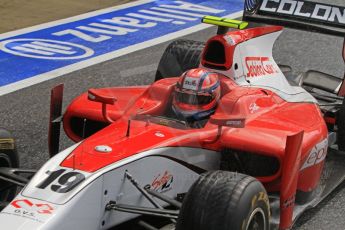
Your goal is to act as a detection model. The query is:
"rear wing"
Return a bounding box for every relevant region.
[243,0,345,37]
[243,0,345,95]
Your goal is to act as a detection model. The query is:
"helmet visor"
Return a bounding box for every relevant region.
[175,91,214,105]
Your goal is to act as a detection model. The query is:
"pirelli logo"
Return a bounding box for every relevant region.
[0,138,15,150]
[257,0,345,26]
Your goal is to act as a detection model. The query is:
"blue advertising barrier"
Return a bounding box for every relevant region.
[0,0,244,95]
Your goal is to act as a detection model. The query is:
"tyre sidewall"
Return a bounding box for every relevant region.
[177,171,270,230]
[230,179,270,230]
[0,130,19,202]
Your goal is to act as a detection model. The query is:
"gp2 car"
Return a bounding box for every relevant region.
[1,3,345,230]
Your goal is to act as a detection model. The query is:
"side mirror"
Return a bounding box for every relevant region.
[204,115,245,144]
[88,89,116,105]
[88,89,116,123]
[209,115,245,128]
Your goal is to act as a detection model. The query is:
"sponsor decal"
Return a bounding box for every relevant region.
[245,56,278,77]
[224,35,236,45]
[1,199,55,223]
[217,119,246,128]
[301,138,328,170]
[183,76,199,90]
[226,120,244,127]
[11,199,54,215]
[282,194,296,209]
[258,0,345,26]
[0,39,94,60]
[249,102,260,113]
[251,191,270,212]
[151,171,174,193]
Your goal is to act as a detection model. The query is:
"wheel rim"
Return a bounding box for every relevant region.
[246,207,266,230]
[0,153,13,202]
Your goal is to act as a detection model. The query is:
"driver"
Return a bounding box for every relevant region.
[171,68,221,126]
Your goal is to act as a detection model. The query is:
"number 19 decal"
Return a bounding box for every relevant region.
[37,169,85,193]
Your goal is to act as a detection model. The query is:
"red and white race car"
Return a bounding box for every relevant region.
[0,1,345,229]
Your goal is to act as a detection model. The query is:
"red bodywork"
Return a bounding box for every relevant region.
[201,26,283,70]
[59,26,329,229]
[61,75,327,191]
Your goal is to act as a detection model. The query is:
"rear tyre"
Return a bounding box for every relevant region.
[0,129,19,208]
[176,171,270,230]
[155,39,205,81]
[337,98,345,151]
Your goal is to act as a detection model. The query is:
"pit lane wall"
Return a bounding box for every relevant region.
[0,0,244,96]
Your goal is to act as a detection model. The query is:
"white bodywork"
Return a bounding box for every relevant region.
[204,30,317,103]
[0,144,220,229]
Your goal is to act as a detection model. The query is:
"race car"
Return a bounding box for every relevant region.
[0,1,345,229]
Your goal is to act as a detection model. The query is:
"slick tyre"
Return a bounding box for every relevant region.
[155,39,205,81]
[337,97,345,151]
[176,171,270,230]
[0,129,19,208]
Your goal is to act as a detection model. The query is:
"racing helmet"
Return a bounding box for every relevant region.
[172,68,221,121]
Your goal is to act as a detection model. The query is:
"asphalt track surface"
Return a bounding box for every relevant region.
[0,24,344,229]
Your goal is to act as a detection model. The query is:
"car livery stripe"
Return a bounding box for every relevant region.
[0,0,244,96]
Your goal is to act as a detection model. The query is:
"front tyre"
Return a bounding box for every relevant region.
[176,171,270,230]
[0,129,19,209]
